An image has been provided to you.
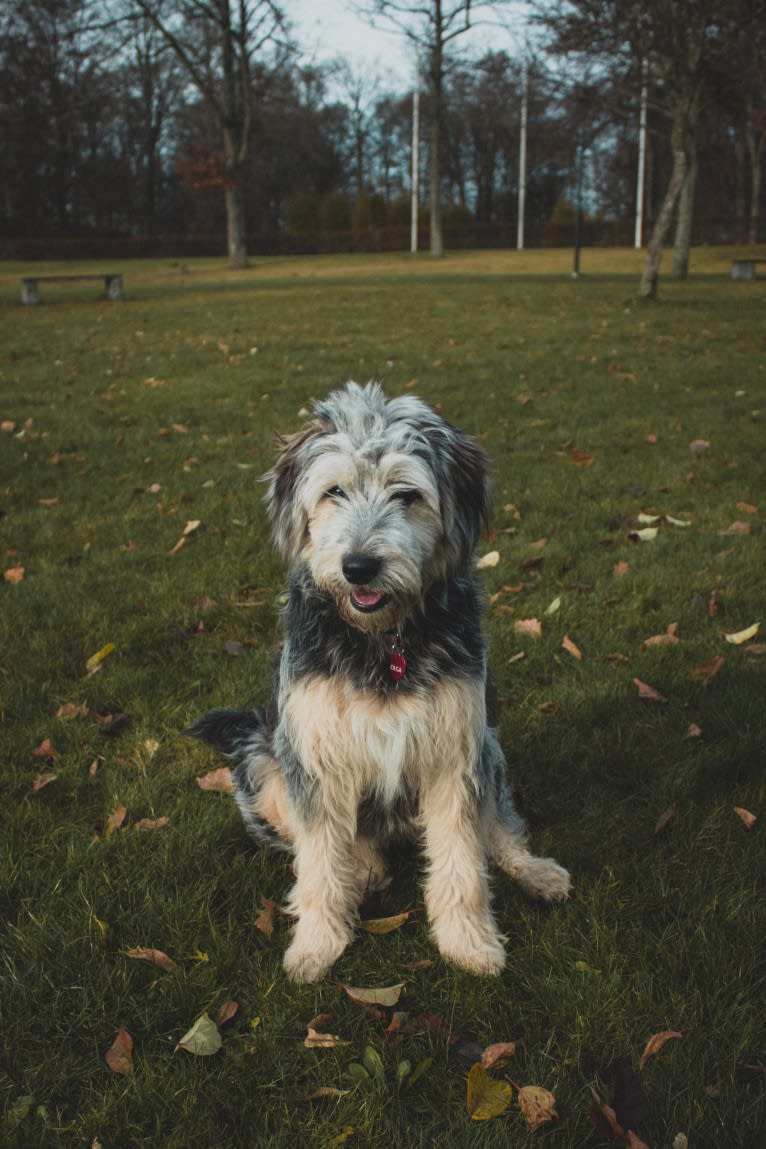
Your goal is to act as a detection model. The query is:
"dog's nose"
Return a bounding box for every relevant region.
[342,552,381,585]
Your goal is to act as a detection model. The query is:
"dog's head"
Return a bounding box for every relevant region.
[265,382,489,631]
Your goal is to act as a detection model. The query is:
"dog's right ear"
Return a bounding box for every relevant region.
[264,421,326,564]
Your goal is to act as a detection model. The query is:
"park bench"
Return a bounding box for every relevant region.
[20,273,124,305]
[730,259,766,280]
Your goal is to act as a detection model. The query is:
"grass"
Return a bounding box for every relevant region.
[1,248,764,1148]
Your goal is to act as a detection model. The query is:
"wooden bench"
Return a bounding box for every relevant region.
[20,273,124,304]
[731,259,766,281]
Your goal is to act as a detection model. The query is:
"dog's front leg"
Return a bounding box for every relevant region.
[283,812,359,983]
[420,773,506,975]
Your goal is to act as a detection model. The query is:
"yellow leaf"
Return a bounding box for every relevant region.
[724,622,760,645]
[177,1014,222,1056]
[630,526,659,542]
[466,1062,513,1120]
[518,1084,559,1129]
[342,983,405,1008]
[562,634,582,660]
[639,1030,683,1070]
[85,642,115,672]
[360,911,413,935]
[476,550,500,570]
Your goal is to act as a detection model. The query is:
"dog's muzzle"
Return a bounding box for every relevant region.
[342,552,389,612]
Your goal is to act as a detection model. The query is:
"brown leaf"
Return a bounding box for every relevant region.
[720,520,750,536]
[690,654,725,684]
[518,1084,559,1129]
[3,566,25,584]
[33,738,58,764]
[360,910,414,934]
[686,723,702,739]
[653,804,679,837]
[736,501,759,515]
[104,1029,133,1075]
[481,1042,516,1070]
[639,1030,683,1070]
[613,561,630,578]
[514,618,542,639]
[105,805,127,836]
[196,767,234,792]
[642,623,680,647]
[32,773,58,792]
[633,678,668,703]
[214,999,239,1026]
[734,806,757,829]
[134,816,170,831]
[56,701,89,721]
[305,1026,350,1049]
[562,634,582,660]
[125,947,178,973]
[254,897,279,938]
[569,446,594,466]
[342,983,405,1009]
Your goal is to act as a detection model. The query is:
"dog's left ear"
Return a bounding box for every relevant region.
[442,429,491,570]
[265,420,327,563]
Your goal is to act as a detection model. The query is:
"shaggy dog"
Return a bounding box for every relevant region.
[189,382,570,982]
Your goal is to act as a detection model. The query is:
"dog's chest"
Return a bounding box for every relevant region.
[281,674,484,807]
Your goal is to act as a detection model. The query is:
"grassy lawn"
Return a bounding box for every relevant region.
[1,249,764,1148]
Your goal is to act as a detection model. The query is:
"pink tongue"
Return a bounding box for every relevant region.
[353,590,383,607]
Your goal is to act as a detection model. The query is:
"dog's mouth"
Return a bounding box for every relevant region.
[350,590,391,613]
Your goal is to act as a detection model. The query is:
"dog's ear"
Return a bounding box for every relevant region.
[442,429,491,570]
[265,420,326,563]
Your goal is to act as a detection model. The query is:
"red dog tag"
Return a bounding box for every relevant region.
[389,650,408,682]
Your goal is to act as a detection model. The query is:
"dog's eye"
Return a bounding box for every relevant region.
[325,486,347,500]
[390,489,421,507]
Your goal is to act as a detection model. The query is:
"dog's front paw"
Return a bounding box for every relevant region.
[283,918,350,983]
[432,915,506,976]
[515,856,571,902]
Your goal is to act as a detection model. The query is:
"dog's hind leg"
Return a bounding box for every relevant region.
[488,814,571,901]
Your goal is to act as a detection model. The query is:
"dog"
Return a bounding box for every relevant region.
[188,382,570,982]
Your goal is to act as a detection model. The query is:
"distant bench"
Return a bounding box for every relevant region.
[20,273,124,305]
[731,259,766,281]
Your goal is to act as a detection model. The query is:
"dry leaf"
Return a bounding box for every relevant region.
[3,566,25,584]
[734,806,757,829]
[690,654,725,683]
[613,561,630,578]
[466,1062,513,1120]
[736,501,759,515]
[214,1000,239,1026]
[720,520,750,536]
[33,738,58,763]
[689,439,710,453]
[562,635,582,660]
[639,1030,683,1070]
[85,643,115,673]
[476,550,500,570]
[629,527,658,542]
[196,767,234,792]
[686,723,702,739]
[518,1084,559,1129]
[134,816,169,831]
[301,1087,351,1102]
[104,1029,133,1075]
[642,623,680,647]
[480,1042,516,1070]
[724,622,760,645]
[305,1026,350,1049]
[514,618,542,639]
[360,911,413,934]
[653,805,679,837]
[633,678,668,703]
[569,446,594,466]
[105,805,127,836]
[588,1085,651,1149]
[254,897,279,938]
[56,701,89,720]
[177,1014,222,1056]
[544,596,561,616]
[125,947,178,972]
[32,773,58,792]
[342,983,405,1008]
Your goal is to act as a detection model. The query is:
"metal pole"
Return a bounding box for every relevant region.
[517,53,528,251]
[634,57,648,249]
[410,90,420,254]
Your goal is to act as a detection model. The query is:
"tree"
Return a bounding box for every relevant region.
[127,0,287,267]
[356,1,509,256]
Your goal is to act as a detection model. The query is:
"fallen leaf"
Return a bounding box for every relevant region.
[689,439,710,453]
[33,738,58,763]
[254,897,279,938]
[177,1014,222,1056]
[640,1030,683,1070]
[518,1084,559,1129]
[56,702,89,720]
[686,723,702,739]
[642,623,680,647]
[32,773,58,792]
[301,1087,351,1102]
[637,512,661,525]
[214,1000,239,1026]
[514,618,542,639]
[629,527,658,542]
[183,519,201,536]
[562,635,582,660]
[481,1042,516,1070]
[690,654,725,683]
[104,1029,133,1075]
[745,643,766,656]
[85,643,115,673]
[360,911,414,934]
[633,678,668,703]
[95,709,131,736]
[569,446,594,466]
[613,561,630,578]
[466,1062,513,1120]
[720,520,750,535]
[724,622,760,645]
[3,566,25,584]
[105,805,127,836]
[588,1085,651,1148]
[125,947,177,972]
[342,983,405,1009]
[544,596,561,616]
[196,767,234,792]
[665,515,692,528]
[653,805,679,836]
[305,1026,350,1049]
[736,501,759,515]
[476,550,500,570]
[733,807,757,829]
[134,816,169,831]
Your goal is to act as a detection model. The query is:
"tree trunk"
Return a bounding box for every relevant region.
[639,107,688,299]
[746,119,763,245]
[672,140,697,278]
[428,0,444,258]
[225,165,248,269]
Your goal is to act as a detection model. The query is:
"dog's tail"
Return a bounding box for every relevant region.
[184,707,267,759]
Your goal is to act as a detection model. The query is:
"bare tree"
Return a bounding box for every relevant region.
[356,1,508,256]
[128,0,287,267]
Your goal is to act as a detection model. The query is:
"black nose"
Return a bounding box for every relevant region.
[342,552,381,585]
